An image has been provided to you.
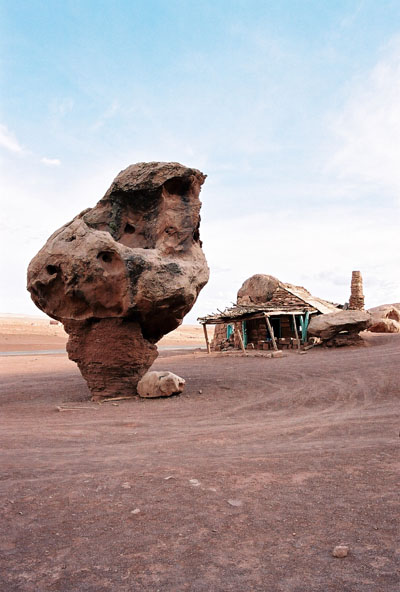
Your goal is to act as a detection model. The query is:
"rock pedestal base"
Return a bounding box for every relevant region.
[64,319,158,400]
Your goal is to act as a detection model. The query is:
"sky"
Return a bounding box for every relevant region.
[1,0,400,323]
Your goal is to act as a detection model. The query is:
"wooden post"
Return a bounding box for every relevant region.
[202,323,211,354]
[292,314,301,352]
[264,314,278,351]
[303,311,310,343]
[237,325,246,354]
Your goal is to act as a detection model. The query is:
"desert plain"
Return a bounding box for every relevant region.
[0,315,399,591]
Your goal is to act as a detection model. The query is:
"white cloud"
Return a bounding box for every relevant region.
[0,124,24,154]
[41,157,61,167]
[328,38,400,199]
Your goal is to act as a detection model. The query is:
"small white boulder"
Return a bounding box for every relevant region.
[137,371,185,398]
[332,545,349,558]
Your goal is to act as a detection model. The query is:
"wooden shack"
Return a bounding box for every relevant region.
[198,278,339,353]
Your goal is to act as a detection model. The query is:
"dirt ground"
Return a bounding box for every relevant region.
[0,315,210,352]
[1,332,399,591]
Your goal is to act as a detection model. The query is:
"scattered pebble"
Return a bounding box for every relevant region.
[164,476,175,480]
[227,499,242,507]
[332,545,349,558]
[130,508,140,515]
[121,482,131,489]
[189,479,201,487]
[198,389,203,394]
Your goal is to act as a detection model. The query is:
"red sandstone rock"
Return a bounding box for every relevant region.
[368,318,400,333]
[308,310,371,344]
[368,304,400,333]
[64,318,158,400]
[27,162,209,399]
[237,274,279,305]
[369,304,400,322]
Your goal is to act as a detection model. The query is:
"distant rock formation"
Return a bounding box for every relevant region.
[27,162,209,399]
[368,304,400,333]
[308,310,371,346]
[349,271,364,310]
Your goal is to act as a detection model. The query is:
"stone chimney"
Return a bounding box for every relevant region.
[349,271,364,310]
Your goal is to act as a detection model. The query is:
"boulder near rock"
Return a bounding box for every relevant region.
[308,310,372,345]
[27,162,209,400]
[137,371,185,398]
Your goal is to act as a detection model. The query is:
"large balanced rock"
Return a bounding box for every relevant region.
[27,162,209,399]
[308,310,372,346]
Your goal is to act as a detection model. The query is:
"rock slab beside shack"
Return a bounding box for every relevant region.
[308,310,371,346]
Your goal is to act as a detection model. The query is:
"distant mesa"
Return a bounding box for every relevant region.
[27,162,209,400]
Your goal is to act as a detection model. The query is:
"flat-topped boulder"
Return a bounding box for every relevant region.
[308,310,372,346]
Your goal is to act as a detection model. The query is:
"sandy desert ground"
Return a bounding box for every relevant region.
[0,314,210,353]
[0,318,399,591]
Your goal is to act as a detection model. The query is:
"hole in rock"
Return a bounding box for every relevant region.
[124,223,135,234]
[46,265,59,275]
[65,235,76,242]
[97,251,113,263]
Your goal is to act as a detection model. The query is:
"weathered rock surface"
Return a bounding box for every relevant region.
[332,545,349,558]
[368,318,400,333]
[27,162,209,399]
[368,304,400,333]
[308,310,371,346]
[137,371,185,398]
[237,274,279,305]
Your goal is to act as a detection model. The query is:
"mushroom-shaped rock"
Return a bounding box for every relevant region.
[27,162,209,399]
[237,274,280,305]
[137,371,185,398]
[308,310,371,345]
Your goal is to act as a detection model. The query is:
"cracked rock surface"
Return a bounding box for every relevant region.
[27,162,209,399]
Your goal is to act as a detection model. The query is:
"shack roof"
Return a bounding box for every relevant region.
[198,282,339,324]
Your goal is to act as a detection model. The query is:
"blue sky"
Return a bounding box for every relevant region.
[1,1,400,321]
